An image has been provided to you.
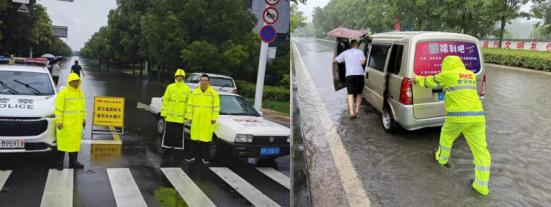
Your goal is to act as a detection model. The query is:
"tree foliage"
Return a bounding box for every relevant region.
[312,0,533,40]
[0,1,72,57]
[81,0,288,87]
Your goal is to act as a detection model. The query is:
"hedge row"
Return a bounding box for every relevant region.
[235,80,289,101]
[482,48,551,72]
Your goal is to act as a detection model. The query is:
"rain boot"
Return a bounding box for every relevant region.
[69,152,84,169]
[56,151,65,171]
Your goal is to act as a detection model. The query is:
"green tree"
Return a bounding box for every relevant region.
[291,2,306,33]
[532,0,551,39]
[492,0,530,48]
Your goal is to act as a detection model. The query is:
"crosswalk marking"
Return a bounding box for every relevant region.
[210,167,280,207]
[106,168,147,207]
[161,168,216,207]
[256,167,290,189]
[0,170,11,190]
[40,169,73,207]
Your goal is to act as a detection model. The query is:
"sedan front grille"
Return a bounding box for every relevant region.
[252,136,288,143]
[0,117,48,136]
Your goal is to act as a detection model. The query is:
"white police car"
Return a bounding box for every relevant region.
[0,57,57,152]
[149,92,290,160]
[186,73,238,94]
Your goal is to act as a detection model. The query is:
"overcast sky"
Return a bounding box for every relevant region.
[38,0,117,50]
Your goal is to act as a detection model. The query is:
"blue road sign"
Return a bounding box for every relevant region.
[259,25,276,43]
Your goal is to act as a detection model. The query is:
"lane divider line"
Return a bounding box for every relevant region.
[161,168,217,207]
[0,170,11,191]
[40,169,73,207]
[292,40,372,207]
[106,168,147,207]
[256,167,290,189]
[209,167,280,207]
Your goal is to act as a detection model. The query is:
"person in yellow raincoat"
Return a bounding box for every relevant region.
[414,55,491,195]
[185,74,220,165]
[160,69,191,154]
[55,72,86,170]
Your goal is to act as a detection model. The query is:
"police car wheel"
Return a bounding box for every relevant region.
[157,117,166,135]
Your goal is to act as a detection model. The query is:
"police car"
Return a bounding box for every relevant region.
[186,72,238,94]
[149,92,290,160]
[0,57,57,152]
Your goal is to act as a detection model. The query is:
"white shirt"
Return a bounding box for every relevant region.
[335,48,366,76]
[51,63,61,77]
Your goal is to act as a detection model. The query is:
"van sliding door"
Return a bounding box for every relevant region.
[332,37,349,91]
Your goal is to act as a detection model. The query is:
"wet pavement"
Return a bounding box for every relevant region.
[0,56,289,207]
[293,37,551,206]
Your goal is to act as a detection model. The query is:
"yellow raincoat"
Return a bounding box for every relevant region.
[415,55,491,195]
[186,86,220,142]
[161,69,191,124]
[55,73,86,152]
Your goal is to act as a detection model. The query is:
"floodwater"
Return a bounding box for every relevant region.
[294,37,551,206]
[0,56,290,207]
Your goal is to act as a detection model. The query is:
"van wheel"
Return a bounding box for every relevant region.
[381,106,399,133]
[156,116,166,136]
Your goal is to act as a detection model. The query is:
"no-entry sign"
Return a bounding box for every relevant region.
[259,25,276,43]
[263,6,279,24]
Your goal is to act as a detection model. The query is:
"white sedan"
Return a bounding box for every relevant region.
[149,92,290,160]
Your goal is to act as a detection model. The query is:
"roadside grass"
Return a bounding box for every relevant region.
[482,48,551,71]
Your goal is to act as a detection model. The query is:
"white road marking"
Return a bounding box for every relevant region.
[209,167,280,207]
[106,168,147,207]
[292,40,372,207]
[0,170,11,190]
[81,139,122,145]
[161,168,216,207]
[256,167,290,189]
[40,169,73,207]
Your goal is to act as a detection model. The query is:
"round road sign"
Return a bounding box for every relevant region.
[265,0,279,6]
[263,7,279,24]
[259,25,276,43]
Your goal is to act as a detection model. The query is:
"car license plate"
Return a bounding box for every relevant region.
[0,139,25,149]
[260,147,280,156]
[438,92,445,101]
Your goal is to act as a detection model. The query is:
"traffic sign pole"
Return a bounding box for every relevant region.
[254,0,279,111]
[254,42,269,111]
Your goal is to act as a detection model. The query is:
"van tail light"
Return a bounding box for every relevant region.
[400,77,413,105]
[232,89,239,94]
[479,74,487,97]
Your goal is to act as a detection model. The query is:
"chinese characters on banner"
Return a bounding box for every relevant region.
[414,41,481,75]
[93,96,125,127]
[484,40,551,52]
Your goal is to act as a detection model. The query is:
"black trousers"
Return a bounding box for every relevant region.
[162,122,184,148]
[190,140,210,160]
[52,76,59,85]
[57,150,79,164]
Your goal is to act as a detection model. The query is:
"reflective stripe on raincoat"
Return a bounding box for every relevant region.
[161,69,191,124]
[55,73,86,152]
[415,55,485,123]
[185,86,220,142]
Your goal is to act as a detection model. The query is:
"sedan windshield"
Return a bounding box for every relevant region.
[0,71,54,95]
[219,95,260,117]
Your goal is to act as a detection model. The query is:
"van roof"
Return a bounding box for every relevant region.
[371,31,478,42]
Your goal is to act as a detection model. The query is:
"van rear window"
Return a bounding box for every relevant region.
[414,41,481,75]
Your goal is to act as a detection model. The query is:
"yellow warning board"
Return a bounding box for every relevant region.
[91,143,122,161]
[93,96,125,127]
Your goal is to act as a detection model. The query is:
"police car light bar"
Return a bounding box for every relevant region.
[0,57,49,67]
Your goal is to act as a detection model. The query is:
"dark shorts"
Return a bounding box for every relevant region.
[346,75,364,96]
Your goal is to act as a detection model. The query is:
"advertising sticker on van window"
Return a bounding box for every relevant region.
[414,41,481,75]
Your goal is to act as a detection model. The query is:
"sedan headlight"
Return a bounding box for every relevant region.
[235,134,253,143]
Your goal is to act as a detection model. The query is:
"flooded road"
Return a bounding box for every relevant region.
[293,37,551,206]
[0,56,289,207]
